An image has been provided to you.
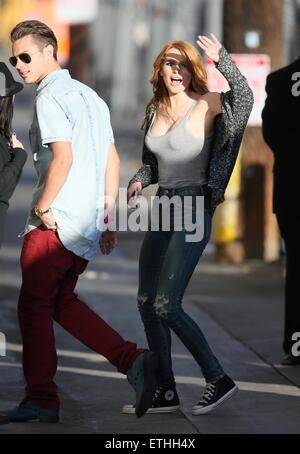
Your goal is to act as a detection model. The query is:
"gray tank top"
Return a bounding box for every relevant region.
[145,102,213,188]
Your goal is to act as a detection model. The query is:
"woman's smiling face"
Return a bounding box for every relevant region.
[160,47,192,95]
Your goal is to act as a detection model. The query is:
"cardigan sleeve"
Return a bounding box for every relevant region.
[127,108,159,189]
[0,147,27,200]
[128,143,158,189]
[215,47,254,133]
[206,48,254,210]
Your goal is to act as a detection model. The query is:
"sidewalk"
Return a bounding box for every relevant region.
[1,237,300,434]
[1,109,300,434]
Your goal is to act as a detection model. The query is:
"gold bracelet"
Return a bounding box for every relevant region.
[34,206,51,217]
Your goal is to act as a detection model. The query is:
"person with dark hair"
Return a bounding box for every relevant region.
[124,34,253,415]
[0,20,158,423]
[0,62,27,248]
[262,57,300,366]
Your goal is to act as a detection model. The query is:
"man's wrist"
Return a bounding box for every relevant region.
[34,206,52,218]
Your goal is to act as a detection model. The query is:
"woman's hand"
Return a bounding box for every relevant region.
[196,33,222,63]
[10,133,24,149]
[127,181,142,203]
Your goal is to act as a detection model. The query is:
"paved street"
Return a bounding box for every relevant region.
[0,100,300,434]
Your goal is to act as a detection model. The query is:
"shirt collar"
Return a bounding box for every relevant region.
[37,69,71,93]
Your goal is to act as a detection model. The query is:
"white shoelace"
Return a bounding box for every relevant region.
[198,383,216,404]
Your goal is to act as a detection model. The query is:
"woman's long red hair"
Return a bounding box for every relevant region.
[142,40,208,127]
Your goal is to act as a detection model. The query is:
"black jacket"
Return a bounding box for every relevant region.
[262,58,300,213]
[0,133,27,246]
[128,47,254,210]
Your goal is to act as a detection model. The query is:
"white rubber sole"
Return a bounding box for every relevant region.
[122,404,180,415]
[191,385,238,415]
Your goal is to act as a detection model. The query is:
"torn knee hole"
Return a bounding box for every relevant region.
[153,295,170,317]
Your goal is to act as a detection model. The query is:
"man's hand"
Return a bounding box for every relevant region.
[38,211,57,231]
[100,230,117,255]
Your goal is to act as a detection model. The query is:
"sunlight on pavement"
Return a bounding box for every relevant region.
[6,342,193,362]
[1,360,300,398]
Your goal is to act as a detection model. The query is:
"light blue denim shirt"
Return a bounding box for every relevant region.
[25,69,114,260]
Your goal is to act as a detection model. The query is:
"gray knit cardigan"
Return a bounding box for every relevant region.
[128,47,254,210]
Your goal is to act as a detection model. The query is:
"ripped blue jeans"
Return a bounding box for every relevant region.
[137,186,224,386]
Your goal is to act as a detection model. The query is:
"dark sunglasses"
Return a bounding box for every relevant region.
[9,49,41,67]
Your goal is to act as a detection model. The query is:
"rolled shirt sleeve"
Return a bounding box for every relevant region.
[36,95,73,146]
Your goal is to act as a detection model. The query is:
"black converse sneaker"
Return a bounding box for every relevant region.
[192,375,238,415]
[122,385,180,414]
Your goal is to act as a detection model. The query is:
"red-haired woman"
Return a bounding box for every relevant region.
[125,34,253,416]
[0,62,27,248]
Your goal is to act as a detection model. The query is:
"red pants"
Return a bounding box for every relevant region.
[18,226,143,410]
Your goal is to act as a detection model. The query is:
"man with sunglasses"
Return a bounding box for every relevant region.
[0,20,158,423]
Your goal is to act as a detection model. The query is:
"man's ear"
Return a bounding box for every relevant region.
[45,44,54,60]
